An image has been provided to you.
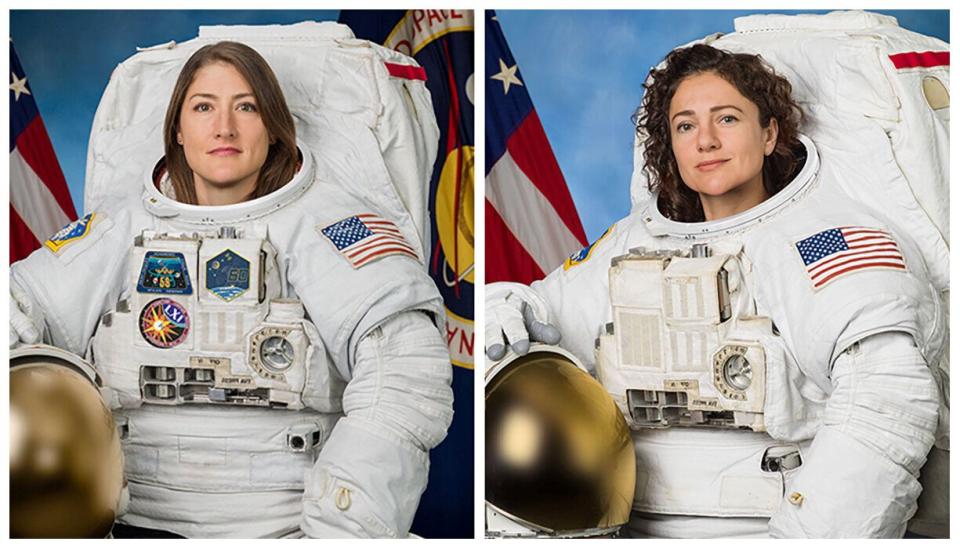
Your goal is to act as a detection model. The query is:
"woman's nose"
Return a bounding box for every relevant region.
[697,125,720,152]
[215,111,237,139]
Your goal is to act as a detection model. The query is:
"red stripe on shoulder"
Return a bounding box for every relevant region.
[889,51,949,69]
[384,62,427,81]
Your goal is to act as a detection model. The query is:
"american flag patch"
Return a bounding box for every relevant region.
[795,227,906,290]
[320,214,419,268]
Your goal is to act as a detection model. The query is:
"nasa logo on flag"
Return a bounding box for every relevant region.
[44,213,96,254]
[794,226,906,290]
[563,223,615,271]
[320,213,420,269]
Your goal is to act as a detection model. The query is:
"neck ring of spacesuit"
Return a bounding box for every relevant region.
[141,143,315,225]
[644,133,819,238]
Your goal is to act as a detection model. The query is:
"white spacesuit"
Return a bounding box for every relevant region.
[10,22,453,538]
[487,11,948,538]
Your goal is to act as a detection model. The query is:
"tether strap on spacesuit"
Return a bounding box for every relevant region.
[768,331,939,538]
[301,310,453,538]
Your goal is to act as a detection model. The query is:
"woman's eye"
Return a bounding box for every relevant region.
[193,103,212,113]
[676,122,694,133]
[238,102,258,113]
[719,114,738,124]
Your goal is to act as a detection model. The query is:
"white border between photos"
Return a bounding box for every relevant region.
[2,0,957,546]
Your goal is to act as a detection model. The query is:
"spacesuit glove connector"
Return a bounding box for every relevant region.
[301,310,453,538]
[485,282,560,361]
[768,331,939,538]
[10,281,43,348]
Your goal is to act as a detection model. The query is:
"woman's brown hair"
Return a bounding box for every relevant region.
[636,44,803,222]
[163,41,298,205]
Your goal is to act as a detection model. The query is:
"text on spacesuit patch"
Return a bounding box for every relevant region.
[794,227,906,290]
[563,223,615,271]
[205,249,250,301]
[139,298,190,348]
[137,251,192,295]
[44,213,96,253]
[320,214,419,268]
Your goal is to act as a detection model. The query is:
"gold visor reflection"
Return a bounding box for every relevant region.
[486,350,635,534]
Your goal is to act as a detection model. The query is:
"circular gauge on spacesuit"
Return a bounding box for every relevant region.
[259,336,295,373]
[138,298,190,348]
[723,354,752,391]
[713,345,751,399]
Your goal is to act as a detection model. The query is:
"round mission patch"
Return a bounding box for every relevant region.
[139,298,190,348]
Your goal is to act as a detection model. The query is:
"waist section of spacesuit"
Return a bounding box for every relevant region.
[630,427,810,518]
[117,405,341,538]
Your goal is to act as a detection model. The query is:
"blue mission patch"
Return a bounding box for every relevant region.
[206,249,250,301]
[45,213,96,253]
[137,251,192,295]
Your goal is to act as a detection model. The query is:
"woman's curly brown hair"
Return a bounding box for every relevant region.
[636,44,803,222]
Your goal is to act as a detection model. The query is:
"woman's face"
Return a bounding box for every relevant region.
[668,71,778,217]
[177,61,270,200]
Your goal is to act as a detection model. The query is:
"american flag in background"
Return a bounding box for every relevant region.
[485,10,588,284]
[320,213,419,269]
[795,227,906,290]
[10,42,78,264]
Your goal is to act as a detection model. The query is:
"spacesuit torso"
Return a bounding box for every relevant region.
[11,149,452,538]
[520,136,944,537]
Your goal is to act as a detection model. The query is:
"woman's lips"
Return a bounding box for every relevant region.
[208,147,241,156]
[696,159,728,171]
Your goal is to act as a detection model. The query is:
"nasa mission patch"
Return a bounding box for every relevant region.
[45,213,96,254]
[139,298,190,348]
[564,223,615,271]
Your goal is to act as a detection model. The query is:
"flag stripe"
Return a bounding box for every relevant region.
[486,149,584,274]
[353,246,420,267]
[484,200,546,283]
[14,116,77,220]
[815,261,907,288]
[807,243,900,271]
[10,204,42,263]
[9,147,72,244]
[347,234,416,257]
[506,110,588,245]
[810,253,906,279]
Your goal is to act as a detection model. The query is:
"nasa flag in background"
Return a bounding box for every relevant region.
[485,10,587,284]
[10,42,78,264]
[339,9,474,538]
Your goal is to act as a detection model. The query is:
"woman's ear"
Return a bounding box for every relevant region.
[176,130,184,146]
[763,118,779,156]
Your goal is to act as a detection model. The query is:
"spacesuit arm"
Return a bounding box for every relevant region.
[768,331,939,538]
[301,310,453,538]
[9,211,130,354]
